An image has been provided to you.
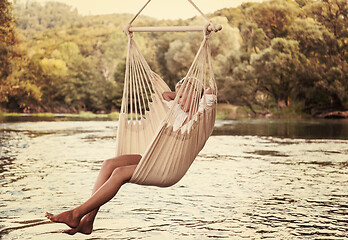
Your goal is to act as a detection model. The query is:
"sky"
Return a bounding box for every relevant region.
[17,0,262,19]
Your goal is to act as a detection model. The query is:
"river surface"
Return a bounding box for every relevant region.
[0,119,347,239]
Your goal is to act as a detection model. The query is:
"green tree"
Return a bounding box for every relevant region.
[251,38,308,108]
[246,0,301,39]
[0,0,41,112]
[38,57,68,108]
[306,0,347,39]
[51,42,105,112]
[0,0,17,83]
[306,0,348,60]
[239,22,269,54]
[98,32,127,82]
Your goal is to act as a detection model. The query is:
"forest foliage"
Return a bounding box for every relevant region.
[0,0,347,116]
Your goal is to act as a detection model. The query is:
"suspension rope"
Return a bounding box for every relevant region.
[124,0,211,32]
[187,0,211,22]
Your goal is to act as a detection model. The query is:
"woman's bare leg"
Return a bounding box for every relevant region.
[77,155,141,227]
[45,164,137,229]
[46,154,141,234]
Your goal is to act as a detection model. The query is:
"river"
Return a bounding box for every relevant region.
[0,119,347,239]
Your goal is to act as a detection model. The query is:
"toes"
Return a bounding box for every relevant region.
[45,212,59,222]
[45,211,80,230]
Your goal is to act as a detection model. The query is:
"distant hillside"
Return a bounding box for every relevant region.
[15,1,79,36]
[14,1,180,36]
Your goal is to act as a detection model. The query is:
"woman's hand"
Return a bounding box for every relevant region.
[162,91,176,101]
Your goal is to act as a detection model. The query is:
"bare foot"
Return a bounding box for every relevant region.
[61,218,94,235]
[45,210,81,228]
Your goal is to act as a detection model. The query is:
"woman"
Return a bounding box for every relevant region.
[45,79,214,235]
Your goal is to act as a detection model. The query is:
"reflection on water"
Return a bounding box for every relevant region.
[214,119,348,139]
[0,120,347,239]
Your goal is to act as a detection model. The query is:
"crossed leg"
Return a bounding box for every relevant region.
[45,154,141,235]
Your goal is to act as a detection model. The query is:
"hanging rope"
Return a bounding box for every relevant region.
[187,0,211,22]
[124,0,222,34]
[128,0,151,26]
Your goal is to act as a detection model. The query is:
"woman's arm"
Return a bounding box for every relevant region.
[162,91,176,101]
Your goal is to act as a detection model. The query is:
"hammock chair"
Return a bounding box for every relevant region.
[116,0,222,187]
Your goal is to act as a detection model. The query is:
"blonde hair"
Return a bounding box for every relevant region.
[175,77,203,94]
[175,78,185,92]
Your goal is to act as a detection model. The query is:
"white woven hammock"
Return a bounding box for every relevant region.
[115,0,221,187]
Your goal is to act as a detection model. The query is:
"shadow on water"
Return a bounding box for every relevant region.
[2,115,348,139]
[213,119,348,139]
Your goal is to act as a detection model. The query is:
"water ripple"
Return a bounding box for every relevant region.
[0,121,347,239]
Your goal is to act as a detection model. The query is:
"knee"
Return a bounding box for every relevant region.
[111,166,126,177]
[102,156,121,169]
[102,158,114,169]
[111,166,133,183]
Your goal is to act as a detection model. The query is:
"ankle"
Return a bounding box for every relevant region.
[71,208,83,220]
[83,215,96,223]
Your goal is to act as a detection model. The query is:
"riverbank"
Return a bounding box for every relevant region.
[1,104,347,121]
[0,111,119,122]
[217,104,348,120]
